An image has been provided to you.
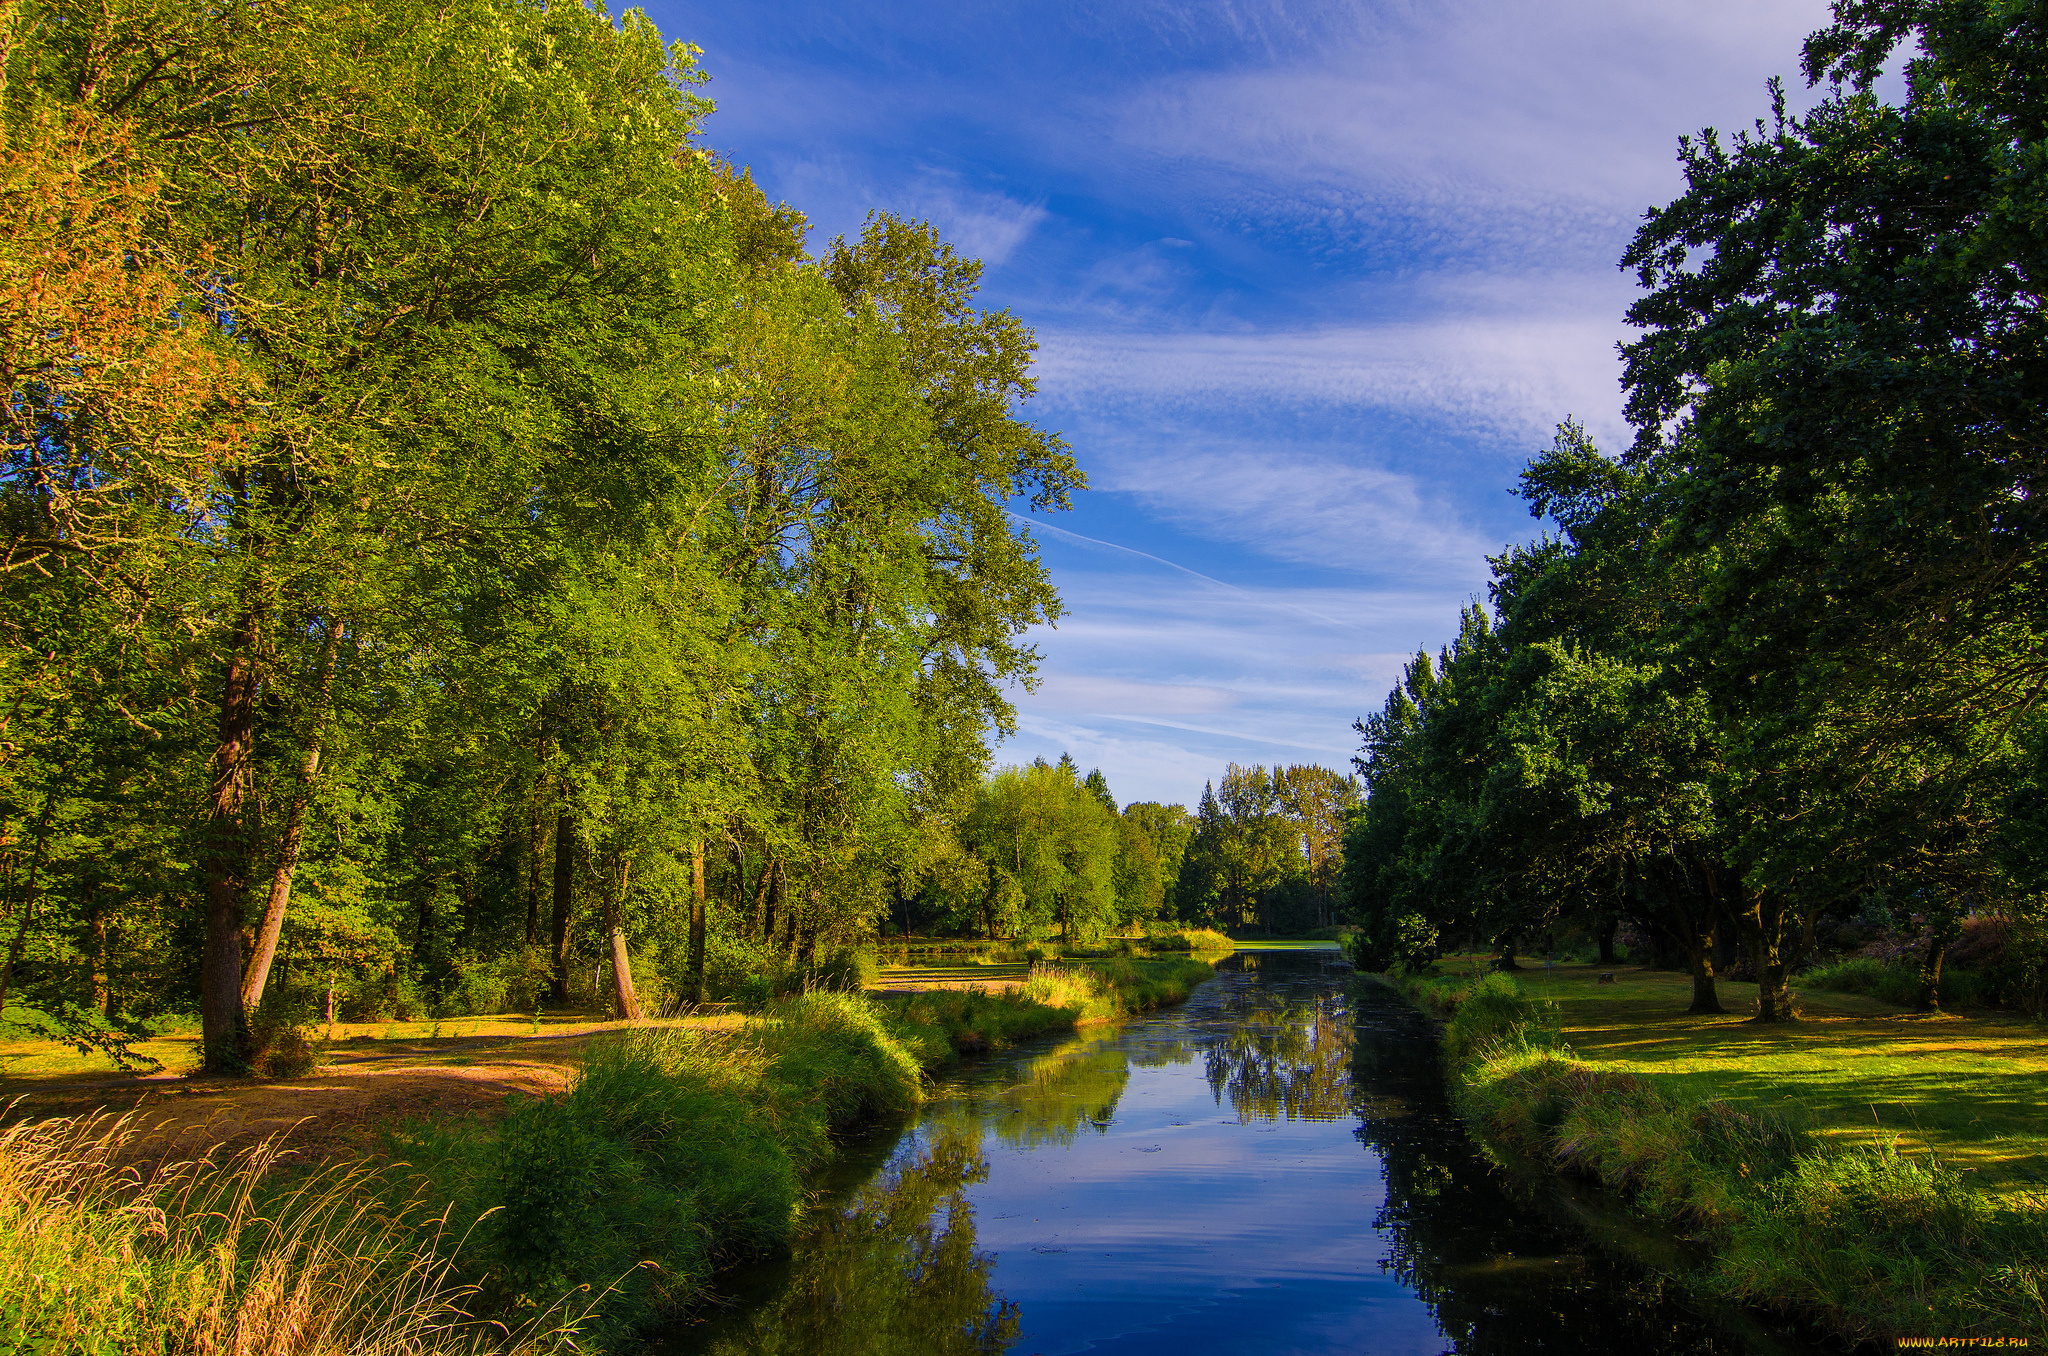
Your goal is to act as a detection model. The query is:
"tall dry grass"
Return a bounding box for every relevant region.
[0,1110,582,1356]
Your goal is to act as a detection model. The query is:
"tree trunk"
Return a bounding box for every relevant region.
[751,854,773,940]
[1915,932,1949,1013]
[1494,937,1521,971]
[241,618,343,1017]
[763,858,779,944]
[1734,889,1795,1022]
[1595,914,1618,965]
[687,838,707,1006]
[200,626,261,1071]
[1683,916,1723,1014]
[604,858,641,1021]
[1713,921,1738,977]
[525,795,543,947]
[549,810,574,1002]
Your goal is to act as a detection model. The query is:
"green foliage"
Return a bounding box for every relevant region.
[1439,972,1558,1068]
[1804,957,1984,1009]
[0,0,1082,1057]
[1332,0,2048,1030]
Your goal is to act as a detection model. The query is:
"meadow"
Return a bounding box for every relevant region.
[1379,956,2048,1344]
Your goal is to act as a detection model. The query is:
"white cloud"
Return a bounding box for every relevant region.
[1107,0,1831,227]
[993,552,1456,804]
[899,177,1049,266]
[1036,316,1628,442]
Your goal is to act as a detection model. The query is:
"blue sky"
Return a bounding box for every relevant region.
[638,0,1836,808]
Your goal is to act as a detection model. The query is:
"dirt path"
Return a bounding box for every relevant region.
[1,1020,730,1168]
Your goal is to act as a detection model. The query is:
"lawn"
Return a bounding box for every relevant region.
[1429,953,2048,1198]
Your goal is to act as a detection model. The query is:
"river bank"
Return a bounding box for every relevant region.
[666,947,1800,1356]
[1367,961,2048,1349]
[0,954,1215,1355]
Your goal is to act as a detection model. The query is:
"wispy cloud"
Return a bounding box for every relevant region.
[1035,316,1629,443]
[995,551,1454,803]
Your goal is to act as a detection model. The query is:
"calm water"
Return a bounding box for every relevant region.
[661,950,1826,1356]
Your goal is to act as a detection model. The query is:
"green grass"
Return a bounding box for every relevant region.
[873,955,1216,1058]
[7,959,1223,1353]
[1374,960,2048,1345]
[1428,955,2048,1196]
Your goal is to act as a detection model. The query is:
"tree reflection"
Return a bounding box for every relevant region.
[934,1034,1135,1147]
[1204,991,1355,1122]
[688,1133,1018,1356]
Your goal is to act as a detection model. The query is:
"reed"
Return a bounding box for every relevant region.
[0,1109,583,1355]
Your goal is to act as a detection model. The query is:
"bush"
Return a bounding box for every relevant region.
[249,988,325,1078]
[1802,956,1983,1008]
[258,1023,322,1078]
[1345,911,1438,972]
[806,945,878,994]
[1441,972,1555,1067]
[438,947,552,1017]
[1143,928,1233,953]
[337,970,426,1022]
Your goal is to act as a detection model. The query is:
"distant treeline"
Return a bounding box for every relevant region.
[888,757,1357,942]
[0,0,1079,1067]
[1343,1,2048,1017]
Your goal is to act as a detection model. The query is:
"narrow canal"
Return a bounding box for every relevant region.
[662,949,1823,1355]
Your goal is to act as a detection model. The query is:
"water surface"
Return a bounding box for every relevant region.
[664,950,1816,1356]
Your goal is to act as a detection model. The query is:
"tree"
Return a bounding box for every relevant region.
[1123,803,1194,919]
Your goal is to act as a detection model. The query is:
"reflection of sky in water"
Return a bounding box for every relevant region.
[930,961,1443,1356]
[670,952,1793,1356]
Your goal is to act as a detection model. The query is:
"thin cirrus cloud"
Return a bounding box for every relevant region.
[992,519,1457,801]
[1035,316,1633,443]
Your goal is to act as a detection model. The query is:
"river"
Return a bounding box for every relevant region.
[660,949,1831,1356]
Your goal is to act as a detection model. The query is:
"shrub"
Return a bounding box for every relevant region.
[338,970,426,1022]
[1143,928,1233,953]
[437,947,553,1017]
[807,945,878,993]
[1803,956,1983,1008]
[259,1023,323,1078]
[1441,972,1554,1067]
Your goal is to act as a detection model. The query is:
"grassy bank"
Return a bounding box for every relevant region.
[877,955,1217,1057]
[1369,963,2048,1345]
[5,959,1216,1352]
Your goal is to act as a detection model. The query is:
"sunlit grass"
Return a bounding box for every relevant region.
[0,1111,582,1355]
[1436,957,2048,1196]
[1402,966,2048,1344]
[0,1011,744,1087]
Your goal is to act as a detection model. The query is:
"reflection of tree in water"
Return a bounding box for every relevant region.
[691,1132,1018,1356]
[933,1034,1135,1148]
[1348,984,1733,1355]
[1203,989,1355,1123]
